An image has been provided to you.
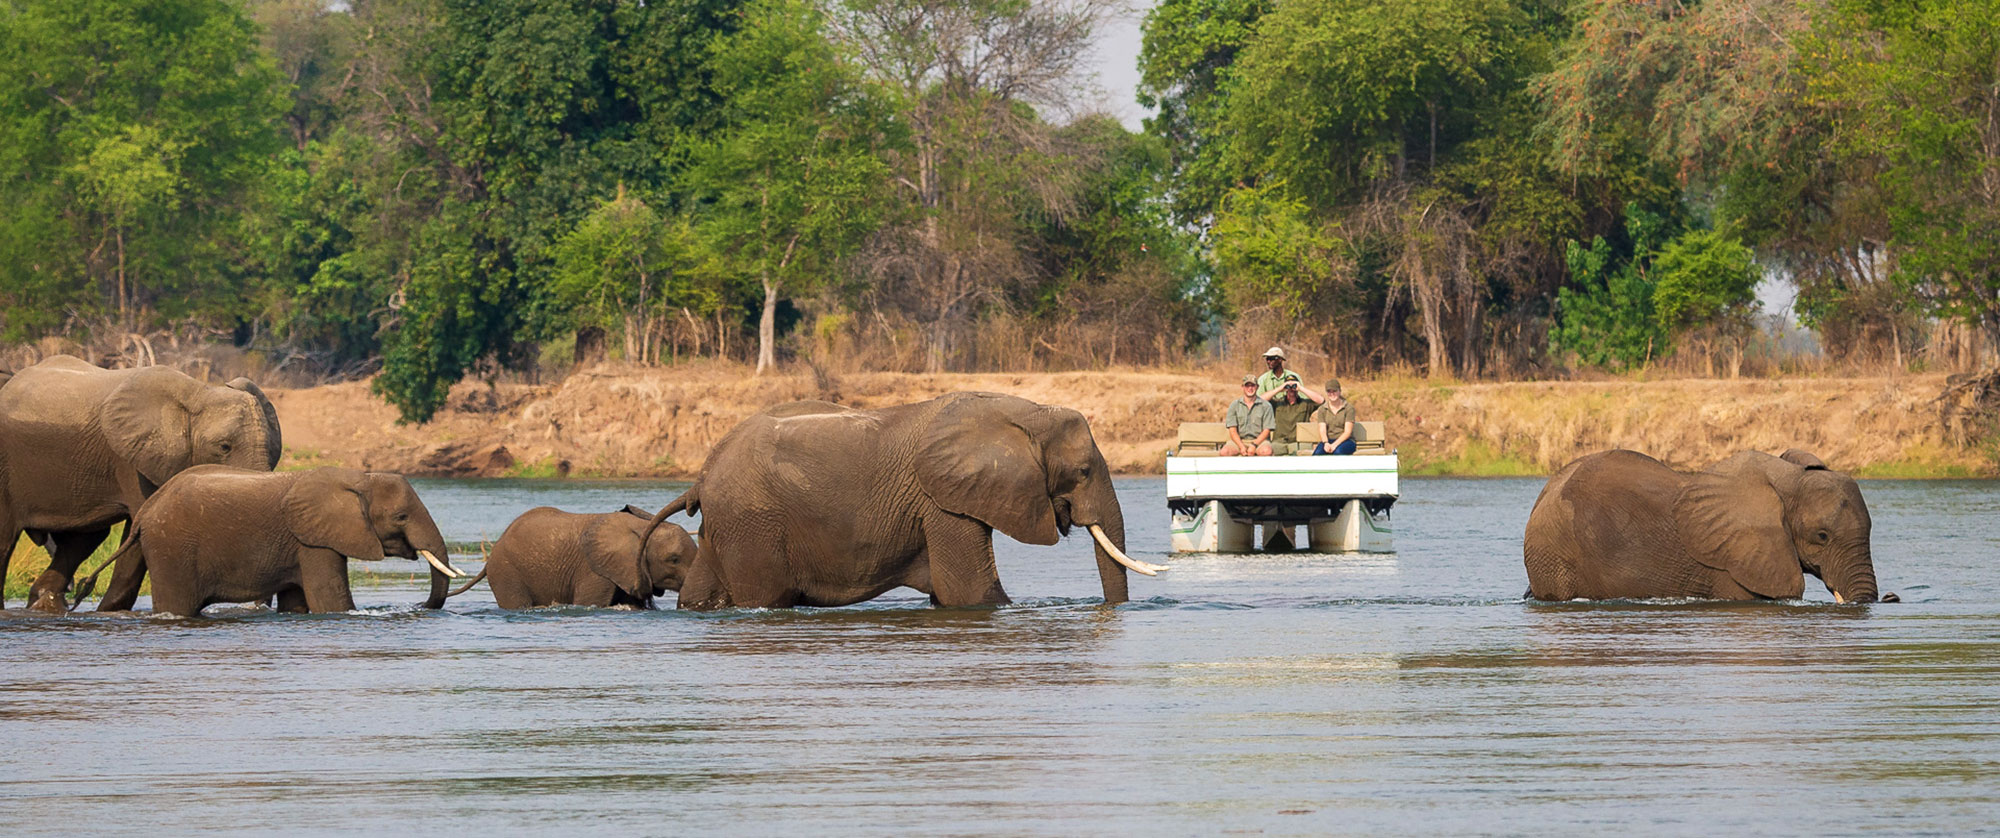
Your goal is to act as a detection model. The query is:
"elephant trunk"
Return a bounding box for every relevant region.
[1090,488,1130,605]
[411,517,454,610]
[1834,560,1879,604]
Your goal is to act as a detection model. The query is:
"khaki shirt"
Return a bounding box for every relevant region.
[1313,401,1356,441]
[1224,398,1275,441]
[1270,396,1318,444]
[1256,370,1291,396]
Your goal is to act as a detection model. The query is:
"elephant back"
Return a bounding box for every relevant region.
[1524,449,1688,599]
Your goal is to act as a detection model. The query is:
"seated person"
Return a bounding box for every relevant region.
[1220,374,1274,456]
[1312,378,1357,455]
[1267,372,1325,455]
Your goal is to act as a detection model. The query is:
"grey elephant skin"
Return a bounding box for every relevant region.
[447,505,695,608]
[0,355,281,611]
[644,392,1145,610]
[1523,448,1879,602]
[91,466,457,617]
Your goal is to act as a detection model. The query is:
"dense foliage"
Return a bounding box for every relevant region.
[0,0,1994,419]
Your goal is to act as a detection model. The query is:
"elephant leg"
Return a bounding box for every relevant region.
[274,588,310,613]
[0,517,20,609]
[297,548,356,613]
[923,514,1008,607]
[29,527,110,612]
[675,544,734,611]
[95,539,148,613]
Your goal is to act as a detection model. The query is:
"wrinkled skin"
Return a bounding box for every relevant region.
[449,505,695,609]
[645,392,1134,610]
[0,356,281,611]
[1524,449,1880,602]
[92,466,455,617]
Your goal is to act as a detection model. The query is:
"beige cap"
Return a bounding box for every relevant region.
[1241,374,1257,386]
[1263,346,1287,359]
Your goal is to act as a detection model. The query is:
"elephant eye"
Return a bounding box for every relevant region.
[219,442,231,453]
[1813,529,1831,545]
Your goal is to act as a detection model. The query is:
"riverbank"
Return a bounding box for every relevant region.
[268,363,1993,478]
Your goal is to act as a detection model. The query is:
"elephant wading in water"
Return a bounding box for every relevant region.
[442,505,696,609]
[1524,449,1882,602]
[85,466,462,617]
[643,392,1165,610]
[0,355,281,611]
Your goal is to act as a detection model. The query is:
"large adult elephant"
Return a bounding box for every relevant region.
[0,355,282,611]
[642,392,1165,610]
[1524,448,1881,602]
[88,466,460,616]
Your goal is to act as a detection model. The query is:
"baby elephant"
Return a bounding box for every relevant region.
[447,505,695,609]
[87,466,463,616]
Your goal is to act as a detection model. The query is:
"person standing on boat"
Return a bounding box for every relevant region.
[1220,374,1275,456]
[1268,372,1325,455]
[1311,378,1358,455]
[1255,346,1295,400]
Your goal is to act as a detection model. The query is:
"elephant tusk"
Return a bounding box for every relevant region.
[1089,524,1167,576]
[1833,591,1847,604]
[419,550,462,578]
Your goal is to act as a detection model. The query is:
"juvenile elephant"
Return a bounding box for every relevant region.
[87,466,462,617]
[443,505,696,609]
[1524,448,1880,602]
[0,355,281,611]
[643,392,1165,610]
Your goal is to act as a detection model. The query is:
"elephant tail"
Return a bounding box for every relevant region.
[73,527,145,612]
[442,568,488,599]
[640,489,696,551]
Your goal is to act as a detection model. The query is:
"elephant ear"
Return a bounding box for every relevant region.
[585,517,648,597]
[1673,471,1805,599]
[226,377,284,469]
[916,394,1060,546]
[620,504,651,518]
[102,369,195,486]
[283,469,386,560]
[1779,449,1828,470]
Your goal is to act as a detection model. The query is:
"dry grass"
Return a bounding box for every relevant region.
[265,362,1992,478]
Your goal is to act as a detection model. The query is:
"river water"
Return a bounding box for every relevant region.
[2,476,1995,835]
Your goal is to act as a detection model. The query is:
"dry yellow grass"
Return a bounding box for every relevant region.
[266,364,1990,478]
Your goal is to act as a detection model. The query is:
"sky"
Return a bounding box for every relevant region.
[1085,5,1151,129]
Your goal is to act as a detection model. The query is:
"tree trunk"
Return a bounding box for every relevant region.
[756,278,778,375]
[574,326,606,367]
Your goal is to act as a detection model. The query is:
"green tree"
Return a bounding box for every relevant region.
[549,187,723,364]
[691,0,890,374]
[0,0,288,339]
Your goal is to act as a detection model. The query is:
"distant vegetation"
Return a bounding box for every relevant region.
[1,0,1996,421]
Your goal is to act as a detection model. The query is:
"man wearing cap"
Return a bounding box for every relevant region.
[1255,346,1295,400]
[1267,371,1326,455]
[1220,374,1275,457]
[1311,378,1357,455]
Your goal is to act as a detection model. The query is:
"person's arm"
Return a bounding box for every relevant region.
[1296,384,1324,403]
[1331,418,1354,447]
[1258,384,1285,401]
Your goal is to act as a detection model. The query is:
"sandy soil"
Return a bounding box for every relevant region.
[266,363,1990,478]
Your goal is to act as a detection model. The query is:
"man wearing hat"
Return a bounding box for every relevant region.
[1311,378,1357,455]
[1255,346,1295,400]
[1220,374,1275,456]
[1267,371,1325,455]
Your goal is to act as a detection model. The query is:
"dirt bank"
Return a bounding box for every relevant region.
[267,364,1992,479]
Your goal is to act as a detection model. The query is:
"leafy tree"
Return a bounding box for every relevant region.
[549,187,724,364]
[0,0,288,338]
[1211,182,1340,321]
[690,0,891,374]
[1650,230,1759,333]
[1550,208,1674,371]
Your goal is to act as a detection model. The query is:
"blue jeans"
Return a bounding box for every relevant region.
[1313,438,1356,455]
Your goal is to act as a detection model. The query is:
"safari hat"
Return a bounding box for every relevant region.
[1263,346,1287,359]
[1281,372,1301,383]
[1240,374,1257,386]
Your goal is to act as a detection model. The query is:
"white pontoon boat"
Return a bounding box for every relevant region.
[1164,421,1399,553]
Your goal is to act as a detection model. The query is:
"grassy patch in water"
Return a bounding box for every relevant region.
[1407,438,1543,477]
[4,526,141,604]
[1852,441,1993,478]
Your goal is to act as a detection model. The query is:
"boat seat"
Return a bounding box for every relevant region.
[1290,420,1389,454]
[1174,422,1231,457]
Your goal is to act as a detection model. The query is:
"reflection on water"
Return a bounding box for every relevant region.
[1,477,1996,835]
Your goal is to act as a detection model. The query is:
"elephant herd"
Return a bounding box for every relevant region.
[0,354,1886,619]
